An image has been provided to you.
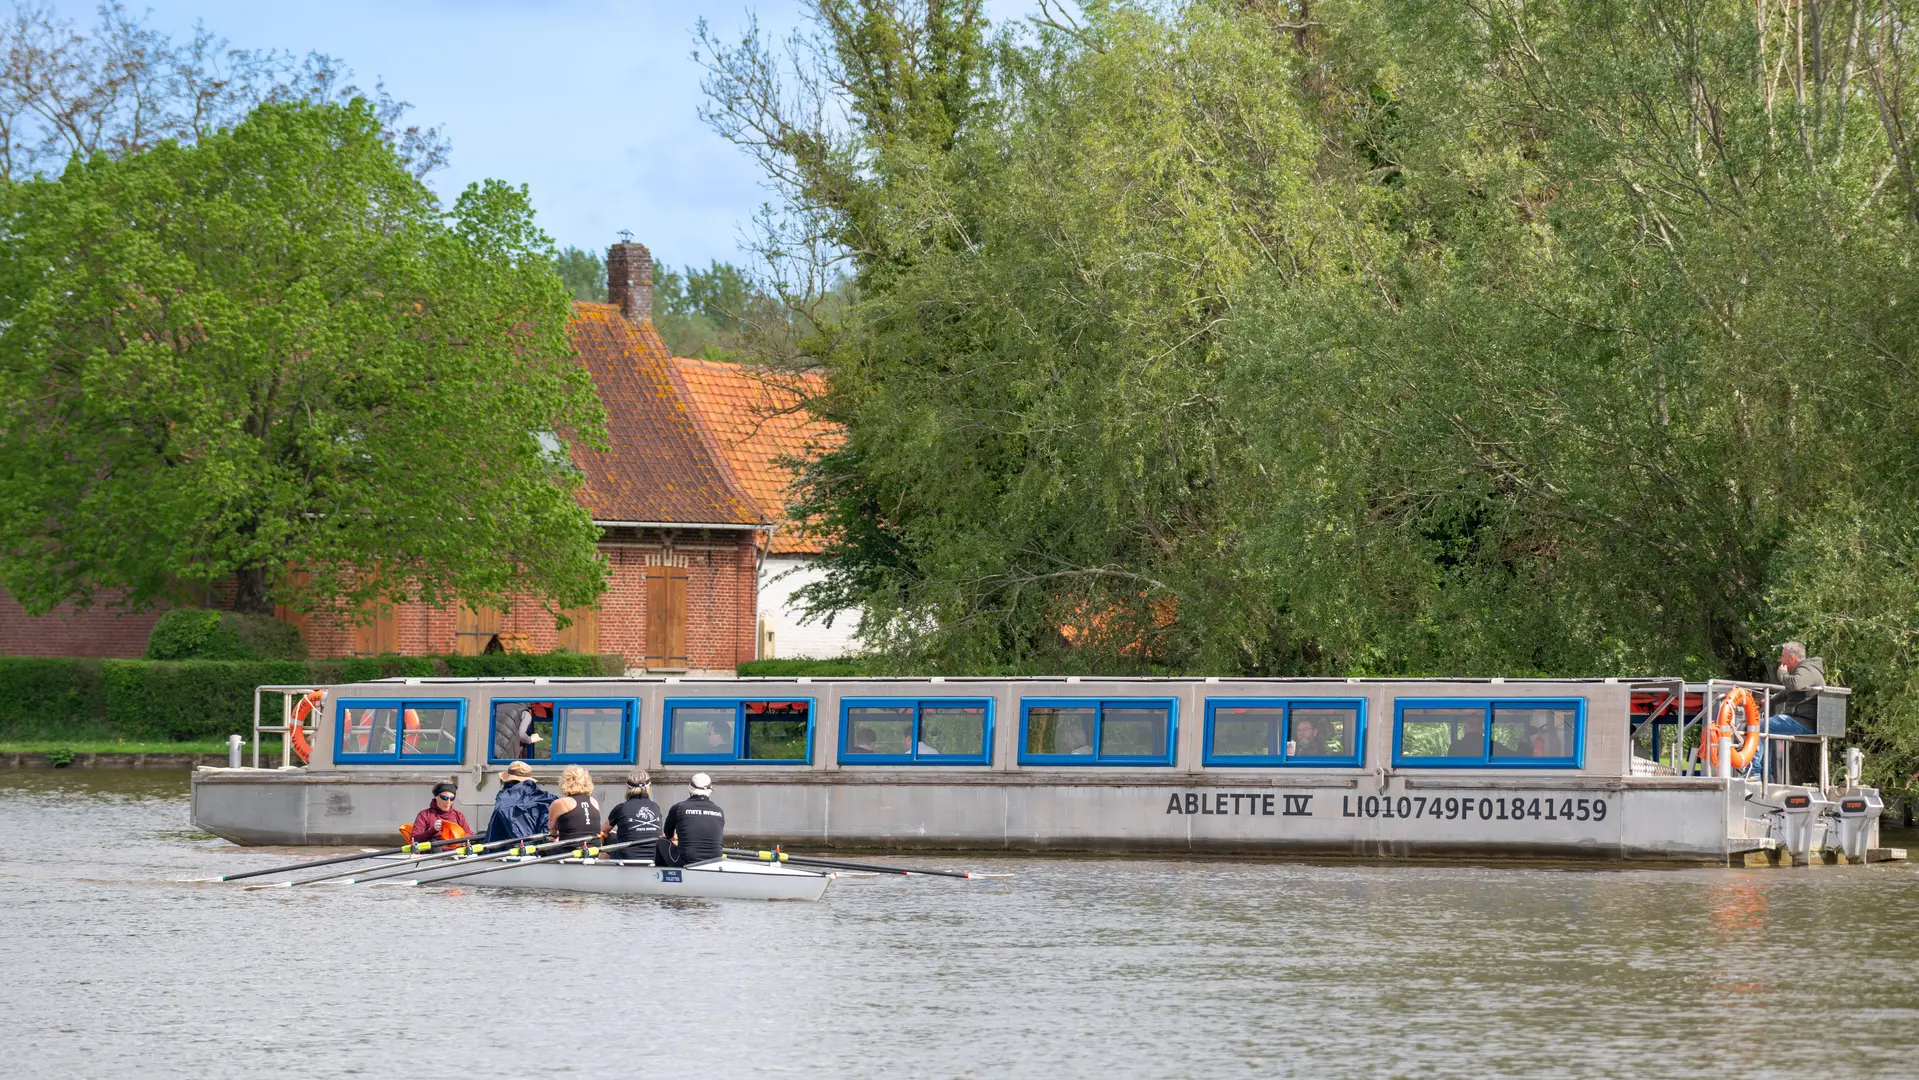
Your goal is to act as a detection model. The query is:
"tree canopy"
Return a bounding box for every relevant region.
[703,0,1919,784]
[0,98,607,619]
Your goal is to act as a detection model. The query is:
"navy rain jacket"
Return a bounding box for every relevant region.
[485,780,558,843]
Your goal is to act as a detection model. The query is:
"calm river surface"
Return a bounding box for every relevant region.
[2,770,1916,1078]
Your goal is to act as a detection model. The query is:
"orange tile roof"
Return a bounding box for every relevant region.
[669,356,842,554]
[567,303,763,527]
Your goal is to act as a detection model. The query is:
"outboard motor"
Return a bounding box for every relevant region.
[1831,790,1883,862]
[1779,789,1831,863]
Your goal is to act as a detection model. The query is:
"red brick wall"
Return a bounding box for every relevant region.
[0,592,167,658]
[3,537,763,669]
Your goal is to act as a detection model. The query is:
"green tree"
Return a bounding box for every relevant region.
[0,99,608,619]
[554,245,606,302]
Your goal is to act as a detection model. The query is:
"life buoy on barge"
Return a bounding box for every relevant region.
[1703,686,1764,773]
[287,690,324,764]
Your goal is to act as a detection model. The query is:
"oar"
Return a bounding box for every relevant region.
[333,834,620,889]
[406,837,650,887]
[212,832,479,883]
[248,835,509,890]
[723,847,972,879]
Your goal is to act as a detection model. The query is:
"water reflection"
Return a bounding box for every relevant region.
[1,770,1916,1078]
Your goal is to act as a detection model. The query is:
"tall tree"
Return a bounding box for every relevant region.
[0,99,607,619]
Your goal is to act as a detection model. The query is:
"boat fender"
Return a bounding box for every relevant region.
[1704,687,1764,772]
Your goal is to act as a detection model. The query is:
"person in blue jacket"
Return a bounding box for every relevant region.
[485,760,557,843]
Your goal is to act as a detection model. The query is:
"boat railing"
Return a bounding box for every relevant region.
[251,684,324,768]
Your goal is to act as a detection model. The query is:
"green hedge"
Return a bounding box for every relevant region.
[146,609,306,660]
[735,657,887,677]
[0,653,624,743]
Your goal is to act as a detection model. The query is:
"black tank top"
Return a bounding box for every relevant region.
[554,796,601,841]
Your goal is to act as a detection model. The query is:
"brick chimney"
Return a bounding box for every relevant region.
[606,239,654,323]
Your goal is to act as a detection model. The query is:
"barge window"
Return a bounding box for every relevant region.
[662,699,815,765]
[488,699,636,764]
[840,699,993,765]
[1019,699,1177,766]
[1202,699,1365,766]
[1393,699,1584,768]
[335,699,466,765]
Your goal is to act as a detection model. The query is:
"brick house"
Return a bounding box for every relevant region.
[0,241,856,672]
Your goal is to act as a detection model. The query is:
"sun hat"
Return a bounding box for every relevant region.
[500,760,535,783]
[690,772,712,797]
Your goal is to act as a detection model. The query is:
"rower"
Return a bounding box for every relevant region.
[402,782,470,846]
[484,760,556,843]
[547,765,603,844]
[604,770,663,860]
[659,773,725,867]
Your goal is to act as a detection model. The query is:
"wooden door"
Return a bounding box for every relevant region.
[354,601,399,656]
[454,606,503,656]
[644,566,688,669]
[556,605,600,654]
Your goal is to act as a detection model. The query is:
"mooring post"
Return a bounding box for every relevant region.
[1717,732,1732,779]
[228,734,242,769]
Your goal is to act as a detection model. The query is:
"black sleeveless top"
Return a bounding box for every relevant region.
[554,796,601,841]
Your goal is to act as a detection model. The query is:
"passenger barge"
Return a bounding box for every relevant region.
[191,675,1892,864]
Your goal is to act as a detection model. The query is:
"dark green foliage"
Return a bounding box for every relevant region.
[103,660,310,742]
[0,654,623,743]
[703,0,1919,787]
[146,610,305,661]
[736,658,889,677]
[0,658,108,739]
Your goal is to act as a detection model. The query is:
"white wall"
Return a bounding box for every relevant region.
[758,555,862,660]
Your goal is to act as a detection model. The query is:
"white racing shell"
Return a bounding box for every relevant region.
[397,854,832,901]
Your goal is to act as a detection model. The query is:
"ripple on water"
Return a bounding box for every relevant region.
[0,769,1916,1079]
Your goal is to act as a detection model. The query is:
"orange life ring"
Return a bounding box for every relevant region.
[402,708,421,752]
[288,691,323,764]
[1703,687,1764,772]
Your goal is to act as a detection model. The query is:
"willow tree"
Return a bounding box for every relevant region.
[0,99,607,618]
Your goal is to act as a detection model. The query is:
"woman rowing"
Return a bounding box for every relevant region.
[547,764,603,845]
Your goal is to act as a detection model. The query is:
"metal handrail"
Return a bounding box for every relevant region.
[250,684,324,768]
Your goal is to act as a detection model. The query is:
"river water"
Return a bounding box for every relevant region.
[2,770,1916,1078]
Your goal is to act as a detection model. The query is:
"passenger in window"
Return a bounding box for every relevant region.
[659,773,726,867]
[1290,716,1330,758]
[850,725,880,754]
[547,765,604,843]
[604,770,663,859]
[492,704,547,761]
[403,782,471,846]
[1448,715,1485,758]
[484,760,557,843]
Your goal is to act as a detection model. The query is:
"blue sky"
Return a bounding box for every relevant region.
[55,1,1038,273]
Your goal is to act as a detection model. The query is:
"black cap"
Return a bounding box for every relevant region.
[432,782,457,797]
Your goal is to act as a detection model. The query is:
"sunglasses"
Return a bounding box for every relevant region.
[435,792,455,800]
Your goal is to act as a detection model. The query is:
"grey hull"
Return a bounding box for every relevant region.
[193,768,1762,862]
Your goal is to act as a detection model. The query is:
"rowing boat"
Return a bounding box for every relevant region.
[390,854,834,901]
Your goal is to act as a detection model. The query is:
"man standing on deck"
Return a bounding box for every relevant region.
[659,773,725,867]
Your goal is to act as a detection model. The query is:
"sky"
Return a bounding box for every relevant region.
[50,1,1040,273]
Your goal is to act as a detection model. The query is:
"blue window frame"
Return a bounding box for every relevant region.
[662,698,816,765]
[1018,698,1177,766]
[487,698,636,765]
[335,698,466,765]
[840,698,994,765]
[1393,698,1585,769]
[1203,698,1366,767]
